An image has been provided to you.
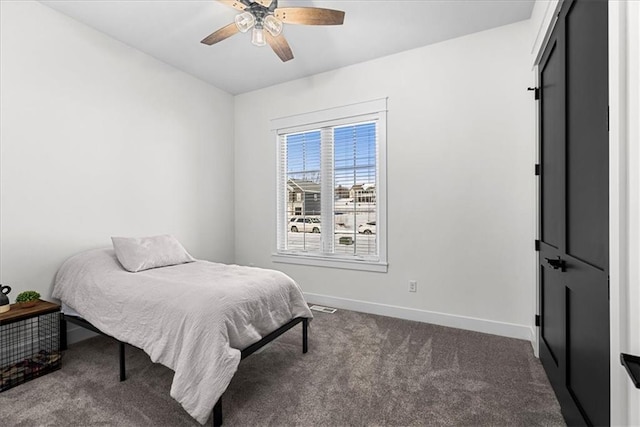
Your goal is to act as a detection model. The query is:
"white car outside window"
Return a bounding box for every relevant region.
[289,217,321,233]
[358,221,376,235]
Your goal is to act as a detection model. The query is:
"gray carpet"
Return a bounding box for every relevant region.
[1,308,565,426]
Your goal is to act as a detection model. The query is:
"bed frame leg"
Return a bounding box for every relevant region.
[213,397,222,426]
[60,315,68,351]
[302,318,308,354]
[119,341,126,381]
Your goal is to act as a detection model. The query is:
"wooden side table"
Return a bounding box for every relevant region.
[0,300,62,392]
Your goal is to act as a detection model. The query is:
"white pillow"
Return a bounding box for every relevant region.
[111,235,195,272]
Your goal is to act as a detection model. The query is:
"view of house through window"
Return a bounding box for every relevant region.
[285,129,322,252]
[282,122,378,259]
[274,98,387,269]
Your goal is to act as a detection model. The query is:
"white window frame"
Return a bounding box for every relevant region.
[271,98,388,272]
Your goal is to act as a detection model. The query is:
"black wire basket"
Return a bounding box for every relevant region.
[1,311,62,392]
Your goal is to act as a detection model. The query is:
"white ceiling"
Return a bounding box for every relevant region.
[40,0,535,95]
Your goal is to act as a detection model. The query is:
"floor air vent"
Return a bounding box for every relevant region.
[309,305,337,314]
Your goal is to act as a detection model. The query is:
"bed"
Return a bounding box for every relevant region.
[52,242,313,426]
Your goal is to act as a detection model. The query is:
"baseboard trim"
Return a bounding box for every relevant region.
[65,324,98,345]
[529,326,538,355]
[64,295,532,344]
[304,292,532,341]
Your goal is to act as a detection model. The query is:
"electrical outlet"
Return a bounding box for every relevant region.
[409,280,417,292]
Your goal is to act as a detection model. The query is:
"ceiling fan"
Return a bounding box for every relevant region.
[200,0,345,62]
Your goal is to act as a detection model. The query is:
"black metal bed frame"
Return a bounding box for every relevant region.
[60,314,309,426]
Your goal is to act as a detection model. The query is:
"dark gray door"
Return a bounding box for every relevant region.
[538,0,609,425]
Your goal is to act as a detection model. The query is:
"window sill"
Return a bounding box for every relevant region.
[272,253,388,272]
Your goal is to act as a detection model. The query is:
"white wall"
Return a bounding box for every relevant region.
[234,20,535,339]
[610,1,640,424]
[627,4,640,423]
[0,1,236,302]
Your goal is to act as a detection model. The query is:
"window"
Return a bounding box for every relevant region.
[272,99,387,272]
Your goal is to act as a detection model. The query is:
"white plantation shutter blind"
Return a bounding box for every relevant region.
[276,133,287,252]
[278,130,322,253]
[320,128,334,254]
[333,122,378,258]
[273,99,387,270]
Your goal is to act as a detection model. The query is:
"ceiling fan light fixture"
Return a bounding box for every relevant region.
[251,27,266,46]
[234,11,255,33]
[203,1,345,62]
[263,15,283,36]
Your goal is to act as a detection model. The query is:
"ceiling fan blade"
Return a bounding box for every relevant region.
[255,0,273,7]
[201,22,240,45]
[274,7,345,25]
[217,0,247,11]
[266,32,294,62]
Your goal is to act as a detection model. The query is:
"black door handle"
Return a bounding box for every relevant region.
[621,353,640,389]
[545,256,566,272]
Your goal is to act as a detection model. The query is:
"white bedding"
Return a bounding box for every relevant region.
[52,248,312,424]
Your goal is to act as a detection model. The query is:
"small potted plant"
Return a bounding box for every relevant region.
[15,291,40,308]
